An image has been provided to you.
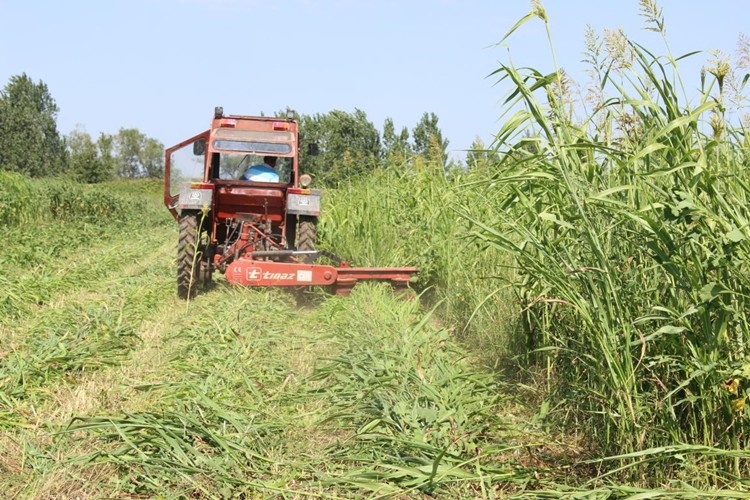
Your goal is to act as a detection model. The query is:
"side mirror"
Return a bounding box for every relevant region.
[307,142,320,156]
[193,139,206,156]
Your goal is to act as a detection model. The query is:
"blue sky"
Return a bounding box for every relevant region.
[0,0,746,162]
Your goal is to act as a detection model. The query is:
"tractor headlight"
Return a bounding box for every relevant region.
[299,174,312,188]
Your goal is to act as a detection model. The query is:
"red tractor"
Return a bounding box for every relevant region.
[164,107,416,299]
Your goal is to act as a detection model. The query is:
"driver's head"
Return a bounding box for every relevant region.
[263,156,277,167]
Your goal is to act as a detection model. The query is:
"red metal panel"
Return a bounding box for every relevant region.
[224,259,418,295]
[226,260,338,287]
[214,184,286,222]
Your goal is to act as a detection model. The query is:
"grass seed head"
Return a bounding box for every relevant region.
[531,0,547,22]
[638,0,666,34]
[603,27,634,70]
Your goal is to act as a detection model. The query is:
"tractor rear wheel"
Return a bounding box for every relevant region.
[297,216,317,264]
[177,211,208,299]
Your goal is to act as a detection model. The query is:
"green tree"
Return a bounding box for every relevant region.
[382,117,411,166]
[97,133,117,178]
[299,109,381,184]
[412,112,448,166]
[67,127,113,183]
[0,73,67,177]
[465,136,500,171]
[114,128,164,178]
[141,137,164,178]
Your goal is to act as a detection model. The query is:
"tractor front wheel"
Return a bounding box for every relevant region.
[177,211,209,299]
[297,216,317,264]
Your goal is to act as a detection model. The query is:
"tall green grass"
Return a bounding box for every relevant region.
[322,1,750,489]
[320,158,522,360]
[474,1,750,486]
[0,172,161,227]
[0,172,40,225]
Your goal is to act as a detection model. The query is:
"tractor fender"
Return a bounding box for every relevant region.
[178,186,213,211]
[287,189,321,216]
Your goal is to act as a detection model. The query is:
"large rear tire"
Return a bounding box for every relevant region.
[297,216,317,264]
[177,212,208,299]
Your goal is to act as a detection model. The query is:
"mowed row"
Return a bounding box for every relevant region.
[0,209,551,498]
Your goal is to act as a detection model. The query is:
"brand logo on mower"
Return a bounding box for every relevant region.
[246,267,296,282]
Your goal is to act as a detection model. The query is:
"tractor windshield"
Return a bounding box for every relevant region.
[218,153,292,183]
[212,129,294,156]
[213,140,292,155]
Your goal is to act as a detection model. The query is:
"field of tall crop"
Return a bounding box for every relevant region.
[3,5,750,498]
[323,3,750,494]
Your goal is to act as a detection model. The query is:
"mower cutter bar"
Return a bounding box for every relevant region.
[224,259,417,295]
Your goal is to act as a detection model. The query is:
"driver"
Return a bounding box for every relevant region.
[240,156,279,182]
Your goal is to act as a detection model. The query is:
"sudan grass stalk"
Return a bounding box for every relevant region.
[475,0,750,486]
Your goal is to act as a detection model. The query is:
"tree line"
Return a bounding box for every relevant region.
[0,74,168,183]
[0,73,497,185]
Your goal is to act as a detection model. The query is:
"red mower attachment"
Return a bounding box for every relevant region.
[225,258,418,295]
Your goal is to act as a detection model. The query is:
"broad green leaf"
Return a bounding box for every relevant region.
[726,228,745,243]
[699,282,729,303]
